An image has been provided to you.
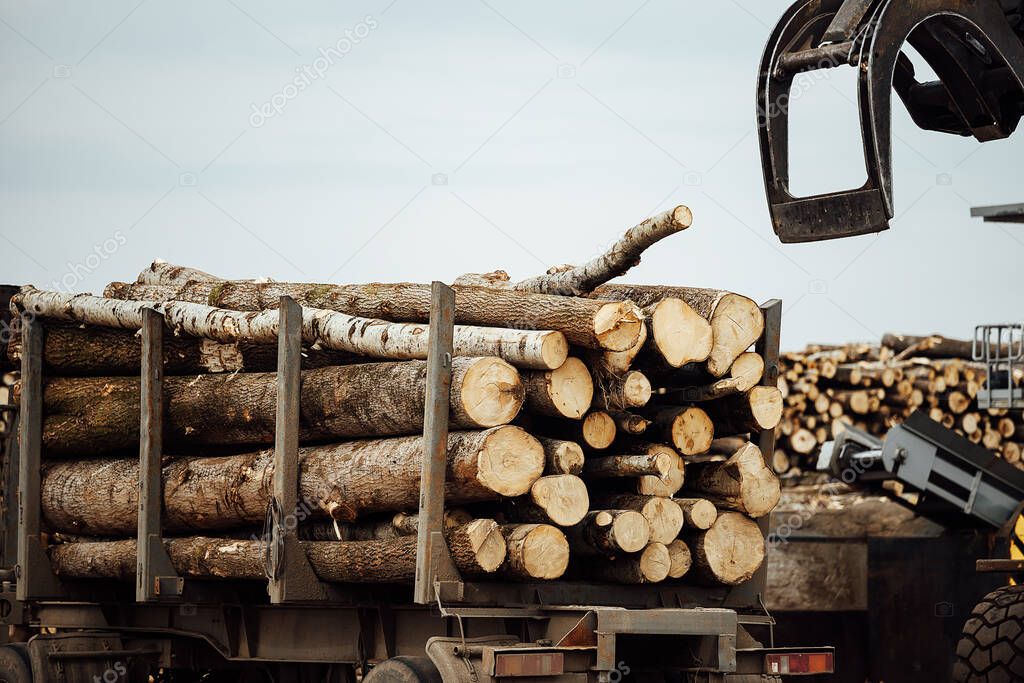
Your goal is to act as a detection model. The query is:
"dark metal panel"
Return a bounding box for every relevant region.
[136,308,182,602]
[971,202,1024,223]
[414,282,461,605]
[16,315,62,600]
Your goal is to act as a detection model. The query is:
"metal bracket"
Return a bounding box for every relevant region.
[268,296,330,603]
[414,282,463,605]
[758,0,1024,243]
[16,314,63,600]
[136,308,183,601]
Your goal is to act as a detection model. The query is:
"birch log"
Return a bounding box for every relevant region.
[454,206,693,296]
[101,281,644,353]
[37,357,523,455]
[41,426,545,534]
[15,288,569,370]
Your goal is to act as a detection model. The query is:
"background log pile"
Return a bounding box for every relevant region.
[6,206,784,589]
[774,334,1024,475]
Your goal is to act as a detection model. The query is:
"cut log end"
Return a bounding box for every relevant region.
[539,332,570,370]
[666,539,693,579]
[692,512,765,586]
[475,426,546,498]
[525,357,594,419]
[605,510,651,554]
[582,411,617,450]
[636,446,685,497]
[501,524,570,580]
[667,407,715,456]
[460,357,526,427]
[651,298,713,367]
[641,496,685,545]
[707,294,765,377]
[528,475,589,527]
[638,542,671,583]
[459,519,508,573]
[747,386,784,431]
[675,498,718,531]
[594,301,644,352]
[730,353,765,392]
[538,438,585,476]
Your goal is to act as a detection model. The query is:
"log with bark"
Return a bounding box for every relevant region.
[41,426,545,534]
[453,206,693,297]
[102,280,644,353]
[15,287,569,371]
[50,519,507,582]
[36,357,524,455]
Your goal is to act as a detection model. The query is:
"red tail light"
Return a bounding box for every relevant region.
[765,651,835,675]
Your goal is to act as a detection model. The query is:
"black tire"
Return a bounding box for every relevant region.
[363,657,441,683]
[0,644,31,683]
[953,584,1024,682]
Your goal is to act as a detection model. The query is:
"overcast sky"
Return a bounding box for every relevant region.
[1,0,1021,349]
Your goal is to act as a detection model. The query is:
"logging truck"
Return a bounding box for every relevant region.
[0,281,833,683]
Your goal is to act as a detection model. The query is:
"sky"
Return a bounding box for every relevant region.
[1,0,1021,350]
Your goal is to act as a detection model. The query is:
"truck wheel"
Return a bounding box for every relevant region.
[0,644,31,683]
[953,584,1024,682]
[363,657,442,683]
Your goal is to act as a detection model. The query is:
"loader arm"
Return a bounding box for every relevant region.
[758,0,1024,243]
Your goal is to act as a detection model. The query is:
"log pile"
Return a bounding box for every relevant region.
[8,206,782,589]
[774,334,1024,474]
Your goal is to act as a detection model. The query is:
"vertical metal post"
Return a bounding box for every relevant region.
[414,282,461,605]
[16,314,62,600]
[136,308,182,601]
[268,296,327,603]
[744,299,782,619]
[756,299,783,460]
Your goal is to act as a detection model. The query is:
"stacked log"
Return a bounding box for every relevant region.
[775,335,1024,472]
[8,205,780,588]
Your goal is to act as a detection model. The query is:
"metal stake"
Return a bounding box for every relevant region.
[136,308,182,601]
[414,282,462,605]
[16,314,62,599]
[268,296,328,603]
